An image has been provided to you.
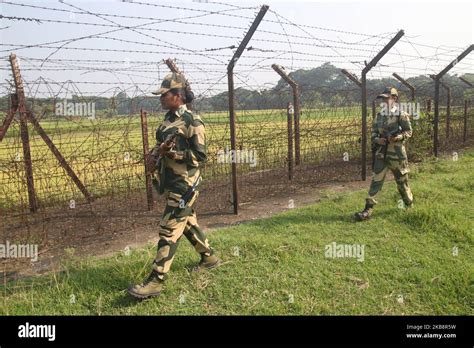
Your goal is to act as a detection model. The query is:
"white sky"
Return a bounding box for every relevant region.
[0,0,472,98]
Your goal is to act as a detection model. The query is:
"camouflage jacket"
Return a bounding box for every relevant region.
[151,105,206,195]
[371,105,412,161]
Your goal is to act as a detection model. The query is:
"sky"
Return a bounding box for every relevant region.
[0,0,472,98]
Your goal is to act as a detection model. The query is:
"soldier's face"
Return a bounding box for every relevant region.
[388,96,397,108]
[379,96,395,109]
[160,91,181,110]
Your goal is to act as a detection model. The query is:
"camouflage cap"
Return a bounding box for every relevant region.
[152,72,187,95]
[377,87,398,99]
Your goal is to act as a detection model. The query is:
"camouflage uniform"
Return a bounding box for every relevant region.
[149,103,215,280]
[128,73,218,299]
[356,87,413,221]
[367,105,414,206]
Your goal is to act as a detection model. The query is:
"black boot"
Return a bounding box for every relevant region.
[354,202,374,221]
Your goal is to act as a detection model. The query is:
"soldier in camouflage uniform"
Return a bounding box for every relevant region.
[128,73,220,299]
[355,87,414,221]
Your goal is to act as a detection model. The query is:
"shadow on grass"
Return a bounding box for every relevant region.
[1,243,216,313]
[245,206,396,226]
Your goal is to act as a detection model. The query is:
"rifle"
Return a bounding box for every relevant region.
[372,127,402,169]
[178,175,202,209]
[154,131,178,173]
[148,131,178,194]
[382,127,402,160]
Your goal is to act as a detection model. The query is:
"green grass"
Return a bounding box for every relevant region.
[1,150,473,315]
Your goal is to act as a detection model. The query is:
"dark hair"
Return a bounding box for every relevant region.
[169,87,194,104]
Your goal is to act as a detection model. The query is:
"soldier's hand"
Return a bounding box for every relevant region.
[388,134,402,143]
[158,141,175,155]
[376,138,387,145]
[165,151,177,159]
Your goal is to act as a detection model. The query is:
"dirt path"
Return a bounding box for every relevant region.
[1,174,381,282]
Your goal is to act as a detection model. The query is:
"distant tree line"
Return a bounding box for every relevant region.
[1,63,473,116]
[195,63,474,111]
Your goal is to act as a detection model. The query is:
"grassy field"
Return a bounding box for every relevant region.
[1,107,365,209]
[1,149,472,315]
[0,107,361,140]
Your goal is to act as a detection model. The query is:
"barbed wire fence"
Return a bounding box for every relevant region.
[0,1,473,257]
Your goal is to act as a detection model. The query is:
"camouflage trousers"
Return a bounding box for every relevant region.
[366,156,413,206]
[152,190,212,280]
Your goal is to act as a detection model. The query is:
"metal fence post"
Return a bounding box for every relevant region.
[459,77,472,143]
[444,83,451,139]
[9,53,93,208]
[140,108,154,211]
[9,53,38,212]
[0,94,19,142]
[227,5,269,214]
[341,69,363,174]
[360,30,405,181]
[271,64,301,174]
[431,45,473,157]
[392,72,416,101]
[287,102,294,180]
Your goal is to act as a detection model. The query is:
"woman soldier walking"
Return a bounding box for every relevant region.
[128,73,220,299]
